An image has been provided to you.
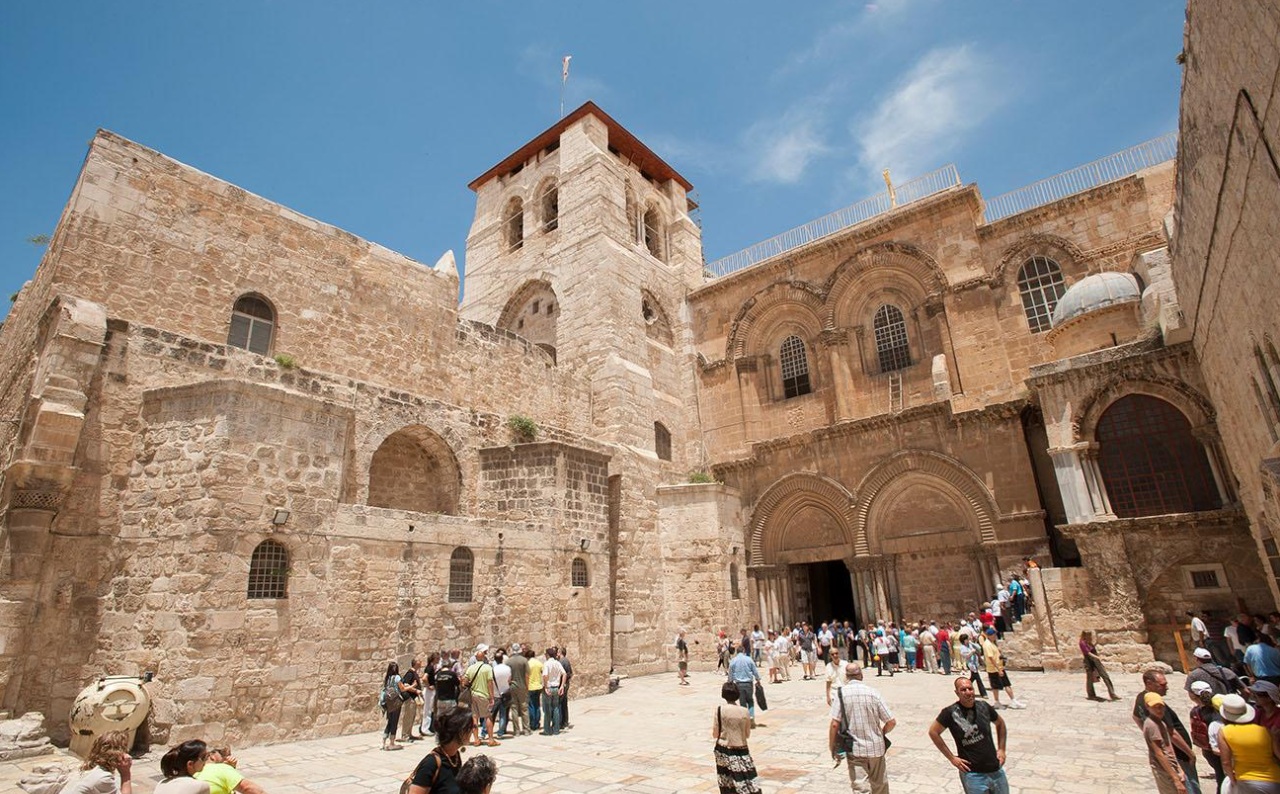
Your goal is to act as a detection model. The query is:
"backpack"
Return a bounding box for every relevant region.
[435,667,459,699]
[1189,706,1212,750]
[381,674,400,711]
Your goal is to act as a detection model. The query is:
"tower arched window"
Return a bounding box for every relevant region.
[625,186,640,244]
[539,181,559,233]
[1017,256,1067,333]
[1096,395,1221,518]
[228,294,275,356]
[654,421,672,462]
[448,546,474,603]
[873,305,912,372]
[571,557,589,587]
[643,205,665,261]
[504,197,524,251]
[247,540,288,599]
[779,335,812,399]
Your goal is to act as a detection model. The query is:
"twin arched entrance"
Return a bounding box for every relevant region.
[747,455,1002,627]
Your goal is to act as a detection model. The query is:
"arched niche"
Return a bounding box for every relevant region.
[748,473,857,566]
[367,425,462,515]
[497,279,560,362]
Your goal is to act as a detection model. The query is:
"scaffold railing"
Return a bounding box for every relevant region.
[983,132,1177,222]
[705,164,962,278]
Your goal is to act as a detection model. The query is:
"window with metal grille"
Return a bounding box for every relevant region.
[1096,395,1221,518]
[1017,256,1067,333]
[228,295,275,356]
[654,421,672,461]
[643,206,664,260]
[540,182,558,233]
[873,305,912,372]
[1189,569,1220,589]
[247,540,288,599]
[730,563,740,600]
[1262,537,1280,591]
[571,557,589,587]
[448,547,474,603]
[504,197,524,251]
[779,335,811,399]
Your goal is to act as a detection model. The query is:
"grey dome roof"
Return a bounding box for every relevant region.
[1051,272,1141,327]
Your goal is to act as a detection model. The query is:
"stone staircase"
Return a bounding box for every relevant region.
[997,610,1066,672]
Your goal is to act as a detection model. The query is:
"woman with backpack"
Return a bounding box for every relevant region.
[382,661,408,751]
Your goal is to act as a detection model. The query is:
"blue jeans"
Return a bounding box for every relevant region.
[940,644,952,675]
[735,681,755,718]
[528,688,542,730]
[960,769,1009,794]
[542,687,561,735]
[1179,758,1201,794]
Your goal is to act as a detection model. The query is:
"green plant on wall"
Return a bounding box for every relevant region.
[507,414,538,442]
[687,470,716,484]
[274,353,297,369]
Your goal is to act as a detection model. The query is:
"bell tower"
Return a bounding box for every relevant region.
[460,102,702,454]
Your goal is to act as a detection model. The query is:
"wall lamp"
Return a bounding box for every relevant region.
[579,538,590,551]
[272,509,291,525]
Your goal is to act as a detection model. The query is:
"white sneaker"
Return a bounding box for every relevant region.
[1012,700,1027,709]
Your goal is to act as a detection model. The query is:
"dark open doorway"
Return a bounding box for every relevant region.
[805,559,857,626]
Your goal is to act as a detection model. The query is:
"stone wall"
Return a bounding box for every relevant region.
[1171,0,1280,603]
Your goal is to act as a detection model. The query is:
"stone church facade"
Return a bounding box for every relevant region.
[0,37,1274,743]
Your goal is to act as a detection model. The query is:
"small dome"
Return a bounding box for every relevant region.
[1051,272,1141,327]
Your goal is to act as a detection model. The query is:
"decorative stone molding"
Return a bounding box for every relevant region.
[852,450,1000,554]
[747,472,857,566]
[725,280,825,360]
[991,232,1089,288]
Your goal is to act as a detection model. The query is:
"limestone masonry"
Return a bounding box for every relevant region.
[0,6,1276,745]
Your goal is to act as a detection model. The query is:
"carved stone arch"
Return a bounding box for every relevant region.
[822,241,947,328]
[994,233,1088,286]
[727,280,826,360]
[366,423,464,515]
[496,279,559,360]
[748,473,857,566]
[640,288,675,346]
[1076,376,1217,442]
[853,451,998,553]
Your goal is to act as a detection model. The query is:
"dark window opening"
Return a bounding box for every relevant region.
[873,305,912,372]
[248,540,288,599]
[780,335,812,399]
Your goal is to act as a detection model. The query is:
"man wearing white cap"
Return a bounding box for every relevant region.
[1141,692,1188,794]
[463,644,499,747]
[1186,647,1243,697]
[1217,693,1280,790]
[1188,681,1225,790]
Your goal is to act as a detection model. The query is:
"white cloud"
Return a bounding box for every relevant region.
[853,44,1007,185]
[744,104,834,184]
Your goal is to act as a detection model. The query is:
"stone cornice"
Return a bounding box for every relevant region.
[1027,338,1189,386]
[976,177,1145,238]
[1058,507,1247,537]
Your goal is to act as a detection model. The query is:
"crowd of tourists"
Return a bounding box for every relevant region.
[706,564,1040,793]
[379,643,575,751]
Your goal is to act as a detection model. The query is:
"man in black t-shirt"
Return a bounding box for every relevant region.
[399,658,424,742]
[928,677,1009,792]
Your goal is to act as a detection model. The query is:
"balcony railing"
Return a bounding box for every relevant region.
[983,132,1177,222]
[705,164,962,278]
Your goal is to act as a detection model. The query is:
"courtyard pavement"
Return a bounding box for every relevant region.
[6,666,1186,793]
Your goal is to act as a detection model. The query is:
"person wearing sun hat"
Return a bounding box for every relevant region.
[1143,692,1190,794]
[1218,693,1280,791]
[1250,680,1280,733]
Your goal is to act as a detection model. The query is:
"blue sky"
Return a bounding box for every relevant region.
[0,2,1183,314]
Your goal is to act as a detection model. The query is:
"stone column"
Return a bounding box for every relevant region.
[821,330,853,422]
[1193,426,1237,505]
[1049,443,1115,523]
[735,356,765,447]
[0,490,65,713]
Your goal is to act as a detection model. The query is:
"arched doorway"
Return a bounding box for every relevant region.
[748,475,859,628]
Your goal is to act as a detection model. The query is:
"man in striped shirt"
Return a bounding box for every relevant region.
[828,661,895,794]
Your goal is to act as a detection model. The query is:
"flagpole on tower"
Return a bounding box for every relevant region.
[560,55,572,118]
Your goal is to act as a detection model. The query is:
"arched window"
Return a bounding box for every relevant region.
[539,181,559,233]
[1017,256,1068,333]
[448,547,474,603]
[247,540,288,599]
[571,557,589,587]
[730,563,741,600]
[779,335,812,399]
[228,295,275,356]
[643,206,665,261]
[625,186,640,244]
[873,305,912,372]
[1096,395,1221,518]
[503,197,524,251]
[654,421,672,461]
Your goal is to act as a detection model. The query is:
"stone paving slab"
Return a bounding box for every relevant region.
[3,669,1191,792]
